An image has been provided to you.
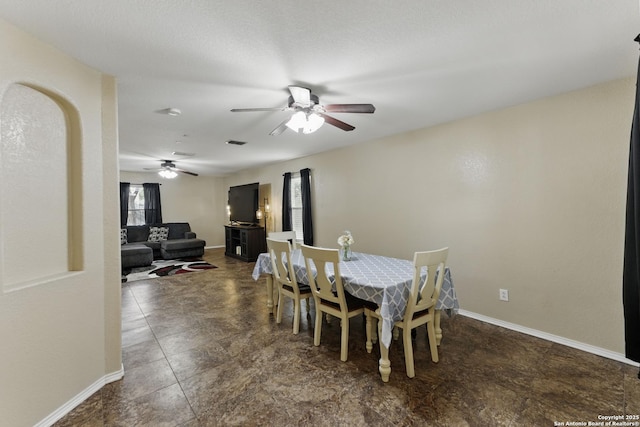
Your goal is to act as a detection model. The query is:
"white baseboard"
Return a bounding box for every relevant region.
[35,364,124,427]
[458,309,640,367]
[205,245,224,249]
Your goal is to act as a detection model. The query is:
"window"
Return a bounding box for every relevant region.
[127,185,145,225]
[290,174,304,241]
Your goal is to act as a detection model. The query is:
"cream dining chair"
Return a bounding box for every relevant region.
[267,238,312,334]
[366,247,449,378]
[268,231,308,311]
[268,231,299,250]
[301,244,375,362]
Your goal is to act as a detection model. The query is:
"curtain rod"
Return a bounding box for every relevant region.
[122,182,162,185]
[282,168,310,176]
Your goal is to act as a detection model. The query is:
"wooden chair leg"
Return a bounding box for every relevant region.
[293,298,301,334]
[340,317,349,362]
[427,319,439,363]
[371,317,378,344]
[403,326,415,378]
[276,289,283,324]
[314,310,322,346]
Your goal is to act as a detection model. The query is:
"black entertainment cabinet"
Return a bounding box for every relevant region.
[224,224,266,262]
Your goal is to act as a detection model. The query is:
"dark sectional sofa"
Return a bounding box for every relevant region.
[121,222,206,270]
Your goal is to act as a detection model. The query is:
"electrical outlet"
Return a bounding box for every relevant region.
[499,289,509,301]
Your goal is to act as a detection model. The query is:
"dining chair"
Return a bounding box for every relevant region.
[301,244,374,362]
[267,238,312,334]
[366,247,449,378]
[268,231,299,250]
[268,233,310,312]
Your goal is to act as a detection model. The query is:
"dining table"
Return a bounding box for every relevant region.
[251,248,459,382]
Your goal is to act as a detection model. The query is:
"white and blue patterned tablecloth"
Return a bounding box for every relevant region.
[252,249,459,348]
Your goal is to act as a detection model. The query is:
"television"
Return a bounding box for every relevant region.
[228,182,259,225]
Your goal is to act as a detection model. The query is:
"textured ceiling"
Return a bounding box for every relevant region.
[1,1,639,176]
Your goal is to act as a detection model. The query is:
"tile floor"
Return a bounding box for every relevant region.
[54,248,640,426]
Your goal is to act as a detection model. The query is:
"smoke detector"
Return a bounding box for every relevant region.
[157,107,181,116]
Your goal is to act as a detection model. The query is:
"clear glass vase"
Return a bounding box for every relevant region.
[342,245,351,261]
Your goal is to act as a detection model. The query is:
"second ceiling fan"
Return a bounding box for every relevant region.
[231,86,375,135]
[144,160,198,178]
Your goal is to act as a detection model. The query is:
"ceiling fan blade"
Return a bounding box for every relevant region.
[269,118,290,136]
[230,107,287,112]
[288,86,311,106]
[324,104,376,113]
[318,113,355,131]
[176,169,198,176]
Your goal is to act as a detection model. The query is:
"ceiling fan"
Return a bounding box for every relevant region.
[231,86,375,135]
[144,160,198,178]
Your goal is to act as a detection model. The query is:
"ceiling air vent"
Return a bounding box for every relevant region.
[226,140,247,146]
[171,151,195,157]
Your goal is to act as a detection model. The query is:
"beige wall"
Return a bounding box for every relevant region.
[223,77,633,357]
[0,18,120,426]
[102,75,123,376]
[120,171,225,246]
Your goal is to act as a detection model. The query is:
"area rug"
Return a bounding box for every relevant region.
[122,258,217,283]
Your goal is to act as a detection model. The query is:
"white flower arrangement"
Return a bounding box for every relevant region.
[337,230,354,247]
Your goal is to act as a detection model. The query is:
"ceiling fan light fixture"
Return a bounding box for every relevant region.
[304,113,324,134]
[158,169,178,179]
[285,111,324,134]
[285,111,306,133]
